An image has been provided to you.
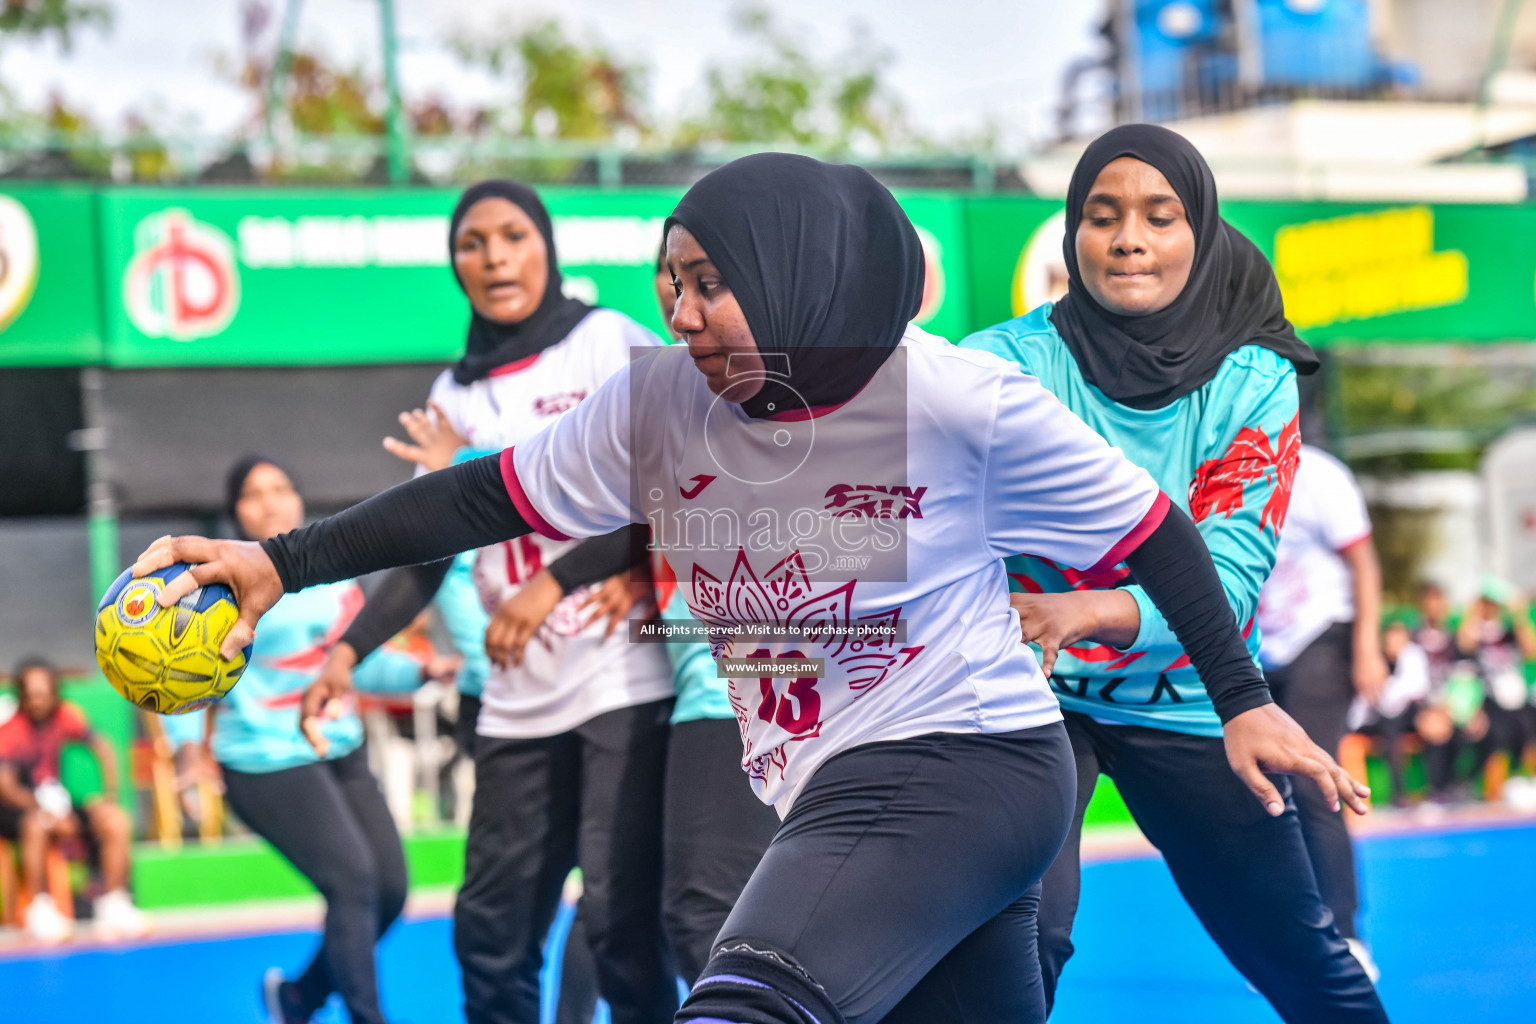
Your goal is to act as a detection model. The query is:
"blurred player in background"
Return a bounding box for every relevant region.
[429,550,490,812]
[1354,620,1430,806]
[1259,443,1388,979]
[162,456,444,1024]
[964,125,1387,1021]
[305,180,677,1024]
[0,658,147,943]
[136,153,1366,1024]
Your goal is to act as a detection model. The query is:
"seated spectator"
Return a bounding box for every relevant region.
[1353,622,1431,806]
[1412,583,1484,803]
[0,657,149,942]
[1461,582,1536,796]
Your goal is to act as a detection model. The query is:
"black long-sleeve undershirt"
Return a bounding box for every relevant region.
[262,456,1268,722]
[338,561,452,662]
[1122,503,1273,723]
[337,526,645,661]
[258,456,639,661]
[262,455,525,593]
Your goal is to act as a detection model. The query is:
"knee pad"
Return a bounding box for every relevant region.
[678,942,846,1024]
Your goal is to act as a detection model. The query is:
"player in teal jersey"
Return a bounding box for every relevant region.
[162,456,443,1024]
[963,124,1389,1022]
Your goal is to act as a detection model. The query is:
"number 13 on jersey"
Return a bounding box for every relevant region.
[751,649,822,735]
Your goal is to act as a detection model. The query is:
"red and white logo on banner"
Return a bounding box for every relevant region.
[123,209,241,341]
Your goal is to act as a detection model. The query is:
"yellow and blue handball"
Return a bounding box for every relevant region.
[94,563,252,715]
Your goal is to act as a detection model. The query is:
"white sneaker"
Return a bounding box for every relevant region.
[23,893,72,944]
[262,967,287,1024]
[1346,937,1382,983]
[93,888,151,940]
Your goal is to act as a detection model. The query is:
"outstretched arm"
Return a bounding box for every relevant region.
[1014,503,1275,719]
[134,454,531,659]
[981,368,1368,818]
[1011,503,1367,817]
[300,522,645,754]
[1341,538,1388,702]
[262,455,524,592]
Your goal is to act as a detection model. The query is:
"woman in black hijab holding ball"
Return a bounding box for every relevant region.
[303,180,677,1024]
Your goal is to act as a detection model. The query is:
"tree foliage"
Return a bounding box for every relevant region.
[453,19,647,141]
[275,51,385,136]
[0,0,111,52]
[676,7,915,154]
[1340,358,1536,474]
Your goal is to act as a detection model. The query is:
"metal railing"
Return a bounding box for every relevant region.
[0,131,1021,192]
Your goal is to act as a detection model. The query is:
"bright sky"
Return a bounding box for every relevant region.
[0,0,1110,151]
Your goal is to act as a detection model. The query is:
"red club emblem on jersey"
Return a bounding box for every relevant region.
[823,483,926,519]
[533,391,586,417]
[1187,414,1300,534]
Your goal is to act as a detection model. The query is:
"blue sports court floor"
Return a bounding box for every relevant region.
[3,820,1532,1023]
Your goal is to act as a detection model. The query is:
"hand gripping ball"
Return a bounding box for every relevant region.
[94,563,252,715]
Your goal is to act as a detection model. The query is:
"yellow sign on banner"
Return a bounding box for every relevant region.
[1273,206,1468,329]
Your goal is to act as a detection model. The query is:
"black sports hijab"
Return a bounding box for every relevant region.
[225,454,296,541]
[449,180,593,386]
[666,153,926,419]
[1051,124,1317,410]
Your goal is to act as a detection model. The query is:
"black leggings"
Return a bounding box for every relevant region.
[1474,699,1533,777]
[678,723,1074,1024]
[1038,712,1388,1024]
[1267,622,1362,940]
[555,716,779,1023]
[454,699,676,1024]
[222,746,408,1024]
[1357,707,1418,804]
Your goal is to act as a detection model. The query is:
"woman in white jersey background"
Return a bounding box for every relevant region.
[132,154,1365,1024]
[304,180,678,1024]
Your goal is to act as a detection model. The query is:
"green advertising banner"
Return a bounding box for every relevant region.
[963,196,1536,345]
[93,186,975,367]
[894,192,973,343]
[3,185,1528,368]
[0,186,104,366]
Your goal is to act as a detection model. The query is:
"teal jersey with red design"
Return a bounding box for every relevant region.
[962,304,1300,736]
[159,581,423,773]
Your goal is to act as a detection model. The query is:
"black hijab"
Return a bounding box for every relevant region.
[224,454,296,541]
[449,180,593,386]
[666,154,925,419]
[1050,124,1316,410]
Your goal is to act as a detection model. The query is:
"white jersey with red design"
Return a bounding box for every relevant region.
[426,308,675,739]
[504,325,1165,813]
[1258,445,1372,669]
